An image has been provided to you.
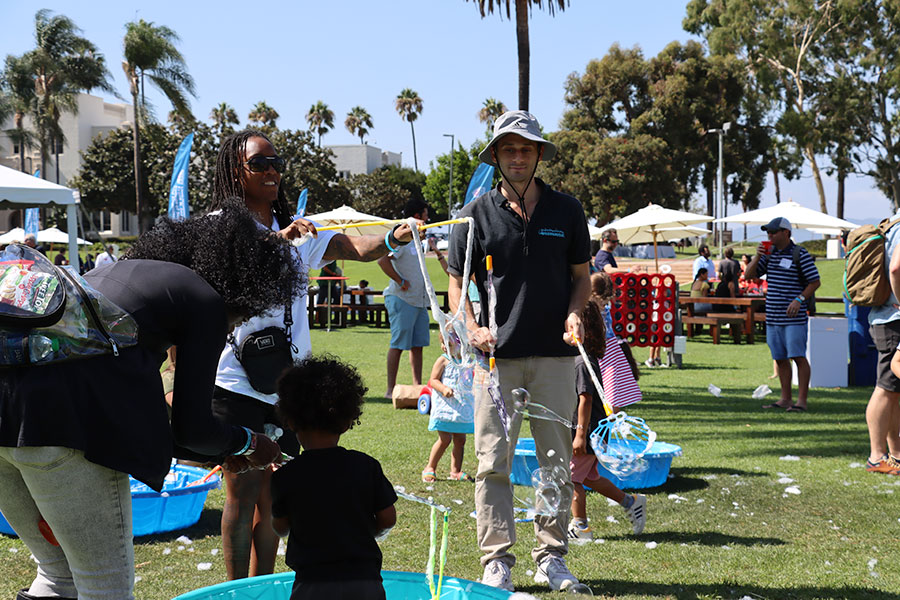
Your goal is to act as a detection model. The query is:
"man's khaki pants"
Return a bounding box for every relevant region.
[473,356,576,568]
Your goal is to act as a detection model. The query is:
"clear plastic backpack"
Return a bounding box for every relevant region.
[0,244,139,366]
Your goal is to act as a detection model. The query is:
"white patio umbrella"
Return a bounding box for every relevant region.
[715,201,858,233]
[37,227,90,245]
[303,205,394,236]
[0,227,25,245]
[597,204,714,270]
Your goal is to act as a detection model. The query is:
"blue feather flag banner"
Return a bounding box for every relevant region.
[26,169,41,236]
[295,188,308,218]
[167,133,194,221]
[24,209,40,237]
[463,163,494,207]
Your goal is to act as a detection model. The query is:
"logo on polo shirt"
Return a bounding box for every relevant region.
[539,228,565,238]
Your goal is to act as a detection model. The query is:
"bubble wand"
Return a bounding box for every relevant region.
[574,337,656,476]
[291,218,474,246]
[394,489,451,600]
[485,255,511,440]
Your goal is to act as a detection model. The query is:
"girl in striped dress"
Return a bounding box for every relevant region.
[593,272,642,410]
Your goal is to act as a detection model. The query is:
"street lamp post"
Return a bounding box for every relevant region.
[706,122,731,258]
[443,133,454,213]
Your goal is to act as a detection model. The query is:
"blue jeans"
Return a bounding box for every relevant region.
[0,447,134,600]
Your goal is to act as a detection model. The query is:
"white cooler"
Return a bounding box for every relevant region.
[792,316,848,388]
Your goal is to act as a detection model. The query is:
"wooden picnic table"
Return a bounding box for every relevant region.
[678,294,766,344]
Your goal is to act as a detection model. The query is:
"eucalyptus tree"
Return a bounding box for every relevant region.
[345,106,373,144]
[123,18,196,233]
[395,88,423,171]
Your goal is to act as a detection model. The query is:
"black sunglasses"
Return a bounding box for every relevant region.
[244,155,286,173]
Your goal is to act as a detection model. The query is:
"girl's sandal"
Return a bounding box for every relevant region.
[421,468,437,483]
[447,471,474,482]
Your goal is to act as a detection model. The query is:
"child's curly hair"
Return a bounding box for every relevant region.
[581,297,607,359]
[590,271,615,305]
[276,355,368,434]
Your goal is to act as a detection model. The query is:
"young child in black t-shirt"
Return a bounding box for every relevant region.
[568,296,647,542]
[272,356,397,600]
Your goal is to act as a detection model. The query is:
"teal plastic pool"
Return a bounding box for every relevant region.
[173,571,513,599]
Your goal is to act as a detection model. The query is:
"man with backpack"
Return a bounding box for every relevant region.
[745,217,820,412]
[859,215,900,474]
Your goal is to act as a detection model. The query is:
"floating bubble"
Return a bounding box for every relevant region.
[566,583,594,595]
[512,388,573,429]
[590,413,655,477]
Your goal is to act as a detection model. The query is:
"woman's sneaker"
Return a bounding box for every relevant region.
[567,519,594,541]
[624,494,647,534]
[481,559,513,592]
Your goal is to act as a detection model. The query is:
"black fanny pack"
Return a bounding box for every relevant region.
[230,305,296,395]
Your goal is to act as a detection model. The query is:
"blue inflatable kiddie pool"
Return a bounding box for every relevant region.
[512,437,682,489]
[173,571,512,600]
[0,463,219,537]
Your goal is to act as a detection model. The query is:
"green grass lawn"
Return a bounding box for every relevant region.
[4,258,893,600]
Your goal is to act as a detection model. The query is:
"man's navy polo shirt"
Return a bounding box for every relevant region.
[447,179,591,359]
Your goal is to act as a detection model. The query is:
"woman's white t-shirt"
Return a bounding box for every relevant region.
[214,221,336,405]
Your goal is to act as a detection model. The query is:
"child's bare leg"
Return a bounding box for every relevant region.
[426,431,452,471]
[449,433,466,476]
[571,483,588,521]
[583,476,626,504]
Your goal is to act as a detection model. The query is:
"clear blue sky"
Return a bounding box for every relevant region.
[1,0,891,234]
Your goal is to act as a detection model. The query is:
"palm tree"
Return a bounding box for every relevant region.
[478,97,508,136]
[345,106,373,144]
[1,55,37,173]
[26,10,116,182]
[395,88,423,171]
[306,100,334,146]
[248,101,279,129]
[466,0,567,111]
[210,102,239,139]
[123,18,196,234]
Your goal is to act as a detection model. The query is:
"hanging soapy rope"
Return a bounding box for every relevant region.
[408,217,477,370]
[394,489,451,600]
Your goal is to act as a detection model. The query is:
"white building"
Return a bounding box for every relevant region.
[326,144,402,180]
[0,93,137,237]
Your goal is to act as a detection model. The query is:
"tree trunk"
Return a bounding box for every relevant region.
[131,91,146,235]
[876,93,900,210]
[803,144,828,213]
[410,121,418,172]
[515,0,530,111]
[837,166,845,220]
[771,165,781,203]
[54,137,60,184]
[706,177,714,232]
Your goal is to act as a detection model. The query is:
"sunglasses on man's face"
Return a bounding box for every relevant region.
[244,155,286,173]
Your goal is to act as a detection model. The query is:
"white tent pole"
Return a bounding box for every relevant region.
[67,203,78,273]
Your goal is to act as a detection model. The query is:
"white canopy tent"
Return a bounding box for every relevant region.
[38,227,90,245]
[0,165,80,266]
[715,201,858,233]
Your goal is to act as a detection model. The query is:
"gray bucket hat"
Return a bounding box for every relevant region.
[478,110,557,166]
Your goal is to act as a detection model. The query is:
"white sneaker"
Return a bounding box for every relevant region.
[481,559,513,591]
[624,494,647,535]
[644,358,655,368]
[534,554,578,590]
[567,519,594,541]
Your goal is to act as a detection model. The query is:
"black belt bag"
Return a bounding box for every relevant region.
[229,305,296,395]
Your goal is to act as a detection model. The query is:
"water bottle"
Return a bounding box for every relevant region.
[28,334,58,363]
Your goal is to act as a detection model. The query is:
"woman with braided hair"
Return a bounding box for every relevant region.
[208,130,419,580]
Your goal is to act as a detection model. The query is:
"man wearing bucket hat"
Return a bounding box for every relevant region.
[745,217,820,412]
[447,111,591,592]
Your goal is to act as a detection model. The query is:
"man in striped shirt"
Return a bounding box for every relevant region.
[745,217,820,412]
